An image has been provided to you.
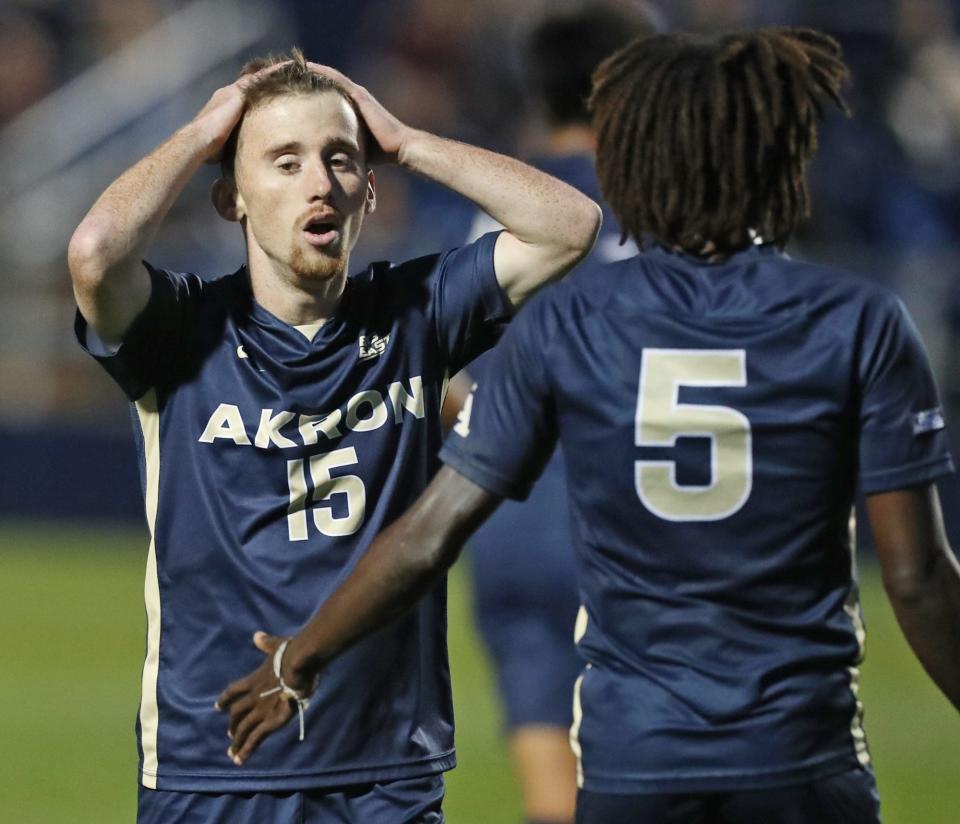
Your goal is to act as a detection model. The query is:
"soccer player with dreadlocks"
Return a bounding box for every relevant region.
[220,29,960,823]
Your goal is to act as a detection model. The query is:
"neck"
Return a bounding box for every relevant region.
[246,245,348,326]
[546,123,596,156]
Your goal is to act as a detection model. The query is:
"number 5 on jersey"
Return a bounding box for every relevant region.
[635,349,752,521]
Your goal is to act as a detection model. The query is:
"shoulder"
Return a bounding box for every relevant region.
[135,264,250,340]
[356,233,500,286]
[775,257,906,326]
[142,262,245,302]
[510,258,623,343]
[346,254,441,312]
[552,254,630,312]
[358,252,443,284]
[774,256,895,303]
[348,232,502,311]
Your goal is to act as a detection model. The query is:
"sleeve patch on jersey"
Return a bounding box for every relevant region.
[912,407,945,435]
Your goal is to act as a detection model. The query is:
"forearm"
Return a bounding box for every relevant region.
[286,513,458,679]
[883,549,960,710]
[285,468,499,681]
[70,124,211,277]
[68,124,215,340]
[217,468,501,763]
[399,130,600,263]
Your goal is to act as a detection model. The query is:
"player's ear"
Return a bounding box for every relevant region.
[212,177,246,222]
[364,169,376,215]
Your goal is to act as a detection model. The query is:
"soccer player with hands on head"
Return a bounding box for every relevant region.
[69,48,599,823]
[218,29,960,824]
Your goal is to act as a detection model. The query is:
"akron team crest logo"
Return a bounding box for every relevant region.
[358,334,390,361]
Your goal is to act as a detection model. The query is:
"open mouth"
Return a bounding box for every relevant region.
[302,217,340,248]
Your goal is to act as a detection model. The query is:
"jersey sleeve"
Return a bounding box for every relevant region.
[439,291,559,500]
[429,230,512,374]
[74,263,203,401]
[858,292,954,494]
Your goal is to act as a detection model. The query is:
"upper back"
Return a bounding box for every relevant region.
[536,246,934,644]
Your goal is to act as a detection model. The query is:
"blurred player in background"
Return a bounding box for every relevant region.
[68,49,599,823]
[450,6,658,824]
[219,28,960,824]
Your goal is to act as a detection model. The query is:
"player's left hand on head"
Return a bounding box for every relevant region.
[306,62,411,164]
[215,631,314,766]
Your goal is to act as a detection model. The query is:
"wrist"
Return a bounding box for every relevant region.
[176,120,226,164]
[282,635,322,691]
[396,128,430,171]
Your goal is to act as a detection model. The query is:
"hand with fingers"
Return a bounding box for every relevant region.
[215,631,315,766]
[306,62,413,164]
[192,61,293,164]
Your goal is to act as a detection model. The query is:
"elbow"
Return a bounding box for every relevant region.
[546,198,602,282]
[67,223,110,291]
[882,557,937,608]
[570,198,603,258]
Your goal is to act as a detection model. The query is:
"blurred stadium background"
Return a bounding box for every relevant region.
[0,0,958,821]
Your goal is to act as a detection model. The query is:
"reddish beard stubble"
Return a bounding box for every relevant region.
[289,232,347,281]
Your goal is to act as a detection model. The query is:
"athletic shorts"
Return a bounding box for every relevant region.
[137,774,445,824]
[467,448,582,731]
[575,766,881,824]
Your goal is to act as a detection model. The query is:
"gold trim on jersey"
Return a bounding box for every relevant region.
[136,390,162,788]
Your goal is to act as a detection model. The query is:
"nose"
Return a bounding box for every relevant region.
[303,161,333,201]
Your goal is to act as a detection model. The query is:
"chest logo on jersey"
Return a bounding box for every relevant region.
[359,334,390,362]
[197,375,426,449]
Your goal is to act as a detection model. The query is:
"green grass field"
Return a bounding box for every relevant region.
[0,522,956,823]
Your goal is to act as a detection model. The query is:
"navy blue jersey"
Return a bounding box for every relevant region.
[440,244,954,793]
[76,231,508,792]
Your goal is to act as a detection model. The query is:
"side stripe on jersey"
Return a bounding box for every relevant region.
[570,671,586,789]
[570,606,590,789]
[847,665,871,767]
[136,390,162,788]
[845,510,871,768]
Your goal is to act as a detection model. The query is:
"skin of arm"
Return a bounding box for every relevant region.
[216,466,501,764]
[307,64,602,309]
[866,483,960,710]
[67,71,276,344]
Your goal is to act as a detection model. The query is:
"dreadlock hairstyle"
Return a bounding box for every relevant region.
[220,47,359,178]
[589,28,850,258]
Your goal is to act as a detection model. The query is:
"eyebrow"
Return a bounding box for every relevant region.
[264,141,303,158]
[264,137,361,158]
[324,137,361,155]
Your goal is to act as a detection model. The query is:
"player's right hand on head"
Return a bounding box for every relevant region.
[190,82,248,164]
[191,62,292,164]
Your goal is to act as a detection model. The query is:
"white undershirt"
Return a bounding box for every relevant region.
[293,320,325,341]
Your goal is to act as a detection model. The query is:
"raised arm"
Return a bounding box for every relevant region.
[217,466,501,764]
[308,63,602,309]
[67,76,255,344]
[866,483,960,710]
